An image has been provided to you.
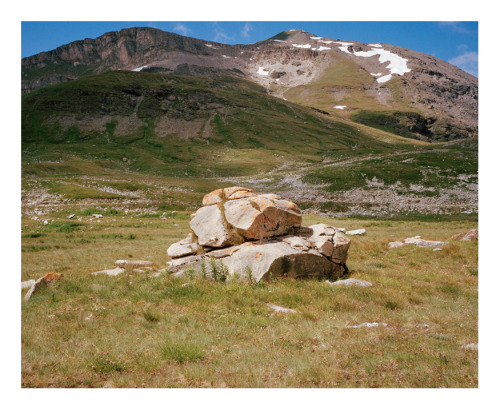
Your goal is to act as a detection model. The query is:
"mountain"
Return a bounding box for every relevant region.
[21,27,478,218]
[22,27,477,142]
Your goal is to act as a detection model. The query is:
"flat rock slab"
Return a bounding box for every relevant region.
[346,322,387,328]
[404,237,448,247]
[167,233,198,258]
[115,260,154,269]
[346,229,366,235]
[267,303,297,313]
[390,237,449,248]
[326,278,372,287]
[92,267,125,276]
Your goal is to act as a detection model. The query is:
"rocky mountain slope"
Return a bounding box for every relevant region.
[22,27,477,142]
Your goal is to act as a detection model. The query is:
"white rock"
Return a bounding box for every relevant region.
[67,214,75,219]
[283,236,311,251]
[21,279,36,289]
[389,241,405,248]
[309,235,334,257]
[346,229,366,235]
[167,233,198,258]
[267,303,297,313]
[309,223,336,237]
[347,322,387,328]
[92,267,125,276]
[92,214,103,218]
[404,237,448,247]
[326,278,372,287]
[190,205,235,247]
[462,343,478,351]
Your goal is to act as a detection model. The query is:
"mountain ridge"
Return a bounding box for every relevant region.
[22,26,478,142]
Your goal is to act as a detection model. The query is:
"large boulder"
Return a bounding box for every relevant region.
[167,187,350,282]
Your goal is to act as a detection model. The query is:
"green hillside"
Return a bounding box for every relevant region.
[22,70,419,178]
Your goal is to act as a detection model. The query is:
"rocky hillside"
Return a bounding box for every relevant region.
[22,27,477,142]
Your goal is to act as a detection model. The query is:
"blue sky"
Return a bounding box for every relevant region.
[21,21,478,76]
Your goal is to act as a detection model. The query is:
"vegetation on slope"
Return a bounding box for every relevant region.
[22,70,418,178]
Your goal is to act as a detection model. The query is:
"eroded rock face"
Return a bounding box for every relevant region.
[166,187,350,282]
[224,195,301,240]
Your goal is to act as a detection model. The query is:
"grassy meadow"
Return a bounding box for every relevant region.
[20,70,478,389]
[21,208,478,388]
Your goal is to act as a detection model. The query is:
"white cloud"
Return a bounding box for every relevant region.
[241,23,252,39]
[449,51,478,77]
[438,21,470,34]
[213,22,233,43]
[172,23,191,36]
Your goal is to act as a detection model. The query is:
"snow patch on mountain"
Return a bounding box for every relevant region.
[257,67,269,76]
[334,42,354,54]
[292,44,312,49]
[337,44,411,82]
[132,66,148,72]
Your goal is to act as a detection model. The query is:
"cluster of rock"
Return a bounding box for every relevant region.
[92,260,159,276]
[389,229,478,249]
[167,187,351,282]
[389,236,449,249]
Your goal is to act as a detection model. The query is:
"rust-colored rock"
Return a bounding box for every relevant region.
[224,195,301,240]
[42,272,63,283]
[24,272,63,302]
[450,229,478,242]
[202,187,254,206]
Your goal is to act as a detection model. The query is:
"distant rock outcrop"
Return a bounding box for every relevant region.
[167,187,350,282]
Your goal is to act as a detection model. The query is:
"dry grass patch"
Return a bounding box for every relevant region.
[21,212,477,387]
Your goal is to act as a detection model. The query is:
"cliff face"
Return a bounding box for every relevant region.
[21,27,477,141]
